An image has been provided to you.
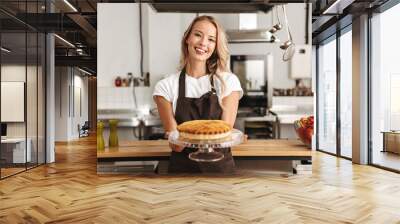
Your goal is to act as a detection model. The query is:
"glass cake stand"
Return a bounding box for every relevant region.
[168,129,244,162]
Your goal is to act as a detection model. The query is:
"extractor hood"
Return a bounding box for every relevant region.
[226,29,278,43]
[149,3,272,13]
[147,0,309,13]
[147,0,290,43]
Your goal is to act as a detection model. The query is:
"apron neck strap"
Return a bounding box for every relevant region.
[210,74,217,93]
[178,68,186,98]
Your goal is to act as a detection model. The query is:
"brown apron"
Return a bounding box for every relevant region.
[168,69,235,173]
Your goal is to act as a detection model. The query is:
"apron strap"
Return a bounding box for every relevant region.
[178,68,186,99]
[209,74,217,94]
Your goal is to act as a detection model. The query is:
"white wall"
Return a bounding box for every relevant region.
[1,64,46,163]
[98,3,191,111]
[98,4,145,87]
[97,3,311,111]
[55,67,89,141]
[1,65,37,137]
[72,74,89,138]
[55,67,68,141]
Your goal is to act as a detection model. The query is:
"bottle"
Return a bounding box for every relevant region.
[109,119,119,147]
[97,121,105,151]
[115,76,122,87]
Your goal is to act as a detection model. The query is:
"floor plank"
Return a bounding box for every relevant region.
[1,136,400,223]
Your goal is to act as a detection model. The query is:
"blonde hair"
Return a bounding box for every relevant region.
[179,15,230,100]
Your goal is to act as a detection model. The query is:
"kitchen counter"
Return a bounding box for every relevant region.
[97,139,311,160]
[270,96,313,124]
[98,110,164,140]
[237,115,276,122]
[98,112,161,127]
[97,139,311,174]
[98,110,141,127]
[276,113,312,124]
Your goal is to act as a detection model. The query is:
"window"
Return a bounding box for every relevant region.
[339,28,352,158]
[0,1,47,179]
[317,36,337,154]
[370,3,400,171]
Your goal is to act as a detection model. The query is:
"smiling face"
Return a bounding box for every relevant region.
[185,20,217,63]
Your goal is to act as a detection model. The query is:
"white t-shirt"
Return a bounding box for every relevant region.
[153,71,243,114]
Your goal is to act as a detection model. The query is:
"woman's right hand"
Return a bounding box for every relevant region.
[169,142,185,152]
[243,134,248,143]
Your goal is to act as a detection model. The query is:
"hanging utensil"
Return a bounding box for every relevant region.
[282,42,295,61]
[269,6,282,34]
[270,34,279,43]
[280,5,295,61]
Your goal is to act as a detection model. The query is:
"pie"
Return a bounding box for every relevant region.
[177,120,232,140]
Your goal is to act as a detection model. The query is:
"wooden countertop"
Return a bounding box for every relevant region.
[97,139,311,159]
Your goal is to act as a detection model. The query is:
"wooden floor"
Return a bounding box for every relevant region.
[373,151,400,171]
[1,167,26,178]
[1,136,400,223]
[1,163,45,178]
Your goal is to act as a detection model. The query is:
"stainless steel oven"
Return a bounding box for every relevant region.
[230,54,273,110]
[230,54,277,139]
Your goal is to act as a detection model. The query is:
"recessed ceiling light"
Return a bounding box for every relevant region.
[1,47,11,53]
[322,0,354,15]
[78,67,93,76]
[63,0,78,12]
[54,34,75,48]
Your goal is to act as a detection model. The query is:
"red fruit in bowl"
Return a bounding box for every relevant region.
[300,118,307,127]
[307,116,314,128]
[305,128,313,142]
[294,116,314,148]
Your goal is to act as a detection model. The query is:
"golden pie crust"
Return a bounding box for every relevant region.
[177,120,232,140]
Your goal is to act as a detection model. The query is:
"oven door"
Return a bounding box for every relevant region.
[230,54,273,109]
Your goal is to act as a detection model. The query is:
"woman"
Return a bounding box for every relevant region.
[153,15,243,173]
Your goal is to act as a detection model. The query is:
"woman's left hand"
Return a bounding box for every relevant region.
[169,142,185,152]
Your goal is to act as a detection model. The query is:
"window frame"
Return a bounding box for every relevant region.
[315,23,353,161]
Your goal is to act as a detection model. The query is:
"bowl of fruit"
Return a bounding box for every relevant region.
[294,116,314,148]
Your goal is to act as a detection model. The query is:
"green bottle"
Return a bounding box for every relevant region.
[109,119,119,147]
[97,121,105,151]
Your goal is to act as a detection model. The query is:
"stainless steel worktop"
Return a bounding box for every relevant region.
[141,115,162,126]
[98,112,141,127]
[98,110,163,140]
[98,110,161,128]
[237,115,277,122]
[98,110,280,139]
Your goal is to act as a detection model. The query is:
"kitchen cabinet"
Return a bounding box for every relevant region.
[290,45,312,79]
[382,131,400,154]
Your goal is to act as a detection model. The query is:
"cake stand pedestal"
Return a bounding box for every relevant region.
[168,129,244,162]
